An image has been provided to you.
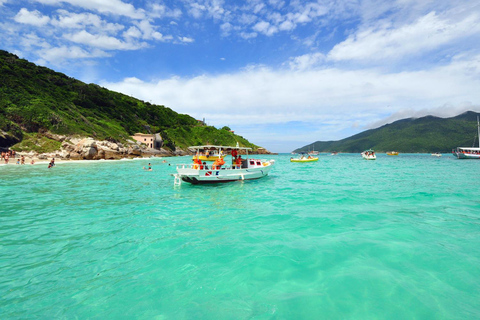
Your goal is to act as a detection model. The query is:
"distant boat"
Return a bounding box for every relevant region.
[361,149,376,160]
[386,151,399,156]
[452,116,480,159]
[431,152,442,157]
[290,153,319,162]
[192,146,225,162]
[331,151,338,156]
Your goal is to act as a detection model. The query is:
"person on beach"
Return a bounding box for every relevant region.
[31,159,35,165]
[48,158,55,168]
[20,156,25,165]
[4,153,9,164]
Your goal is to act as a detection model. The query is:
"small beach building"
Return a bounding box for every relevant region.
[131,133,163,149]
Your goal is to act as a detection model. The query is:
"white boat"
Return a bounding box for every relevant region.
[172,145,275,185]
[361,149,376,160]
[431,152,442,157]
[452,116,480,159]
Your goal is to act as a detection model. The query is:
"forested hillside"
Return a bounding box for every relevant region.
[294,112,480,153]
[0,50,257,151]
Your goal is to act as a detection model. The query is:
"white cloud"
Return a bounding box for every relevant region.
[65,30,145,50]
[38,45,110,63]
[101,53,480,135]
[329,11,480,62]
[188,2,206,19]
[135,20,172,41]
[20,32,51,49]
[240,31,257,39]
[149,3,182,19]
[33,0,145,19]
[288,53,325,71]
[253,21,278,36]
[179,36,194,43]
[123,26,142,39]
[51,10,124,33]
[14,8,50,26]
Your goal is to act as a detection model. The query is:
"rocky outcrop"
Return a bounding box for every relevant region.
[253,147,276,155]
[50,136,176,160]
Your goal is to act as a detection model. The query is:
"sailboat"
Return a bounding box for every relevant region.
[452,116,480,159]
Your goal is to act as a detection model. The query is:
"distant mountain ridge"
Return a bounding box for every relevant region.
[294,111,480,153]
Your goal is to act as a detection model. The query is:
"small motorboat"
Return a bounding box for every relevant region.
[290,153,319,162]
[361,149,376,160]
[191,146,225,161]
[386,151,399,156]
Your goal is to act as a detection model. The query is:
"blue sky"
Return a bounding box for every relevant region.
[1,0,480,152]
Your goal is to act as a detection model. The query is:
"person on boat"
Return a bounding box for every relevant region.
[193,157,202,169]
[203,162,208,169]
[212,157,225,169]
[235,155,243,168]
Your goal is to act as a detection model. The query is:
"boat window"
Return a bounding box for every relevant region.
[256,161,261,166]
[249,160,255,165]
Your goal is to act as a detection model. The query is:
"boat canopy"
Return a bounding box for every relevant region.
[457,147,480,151]
[188,145,252,152]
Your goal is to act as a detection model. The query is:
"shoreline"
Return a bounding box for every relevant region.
[0,155,168,168]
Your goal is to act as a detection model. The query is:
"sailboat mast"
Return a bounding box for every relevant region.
[477,116,480,148]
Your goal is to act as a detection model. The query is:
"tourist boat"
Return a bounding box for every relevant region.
[361,149,376,160]
[431,152,442,157]
[452,116,480,159]
[386,151,399,156]
[192,146,225,161]
[173,145,275,185]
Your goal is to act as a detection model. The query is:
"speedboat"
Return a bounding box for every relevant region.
[452,116,480,159]
[290,154,319,162]
[173,145,275,185]
[386,151,398,156]
[431,152,442,157]
[361,149,376,160]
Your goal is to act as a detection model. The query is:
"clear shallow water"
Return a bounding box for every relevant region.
[1,154,480,319]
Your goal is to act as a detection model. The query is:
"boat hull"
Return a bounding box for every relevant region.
[452,152,480,159]
[175,161,274,184]
[290,157,319,162]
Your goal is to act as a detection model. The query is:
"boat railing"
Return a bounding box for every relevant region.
[176,164,245,170]
[176,159,271,170]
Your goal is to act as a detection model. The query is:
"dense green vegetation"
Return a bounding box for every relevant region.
[294,112,480,153]
[0,50,258,151]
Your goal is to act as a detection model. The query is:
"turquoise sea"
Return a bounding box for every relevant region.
[1,153,480,319]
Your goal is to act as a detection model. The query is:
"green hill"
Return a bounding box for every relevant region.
[294,112,480,153]
[0,50,258,152]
